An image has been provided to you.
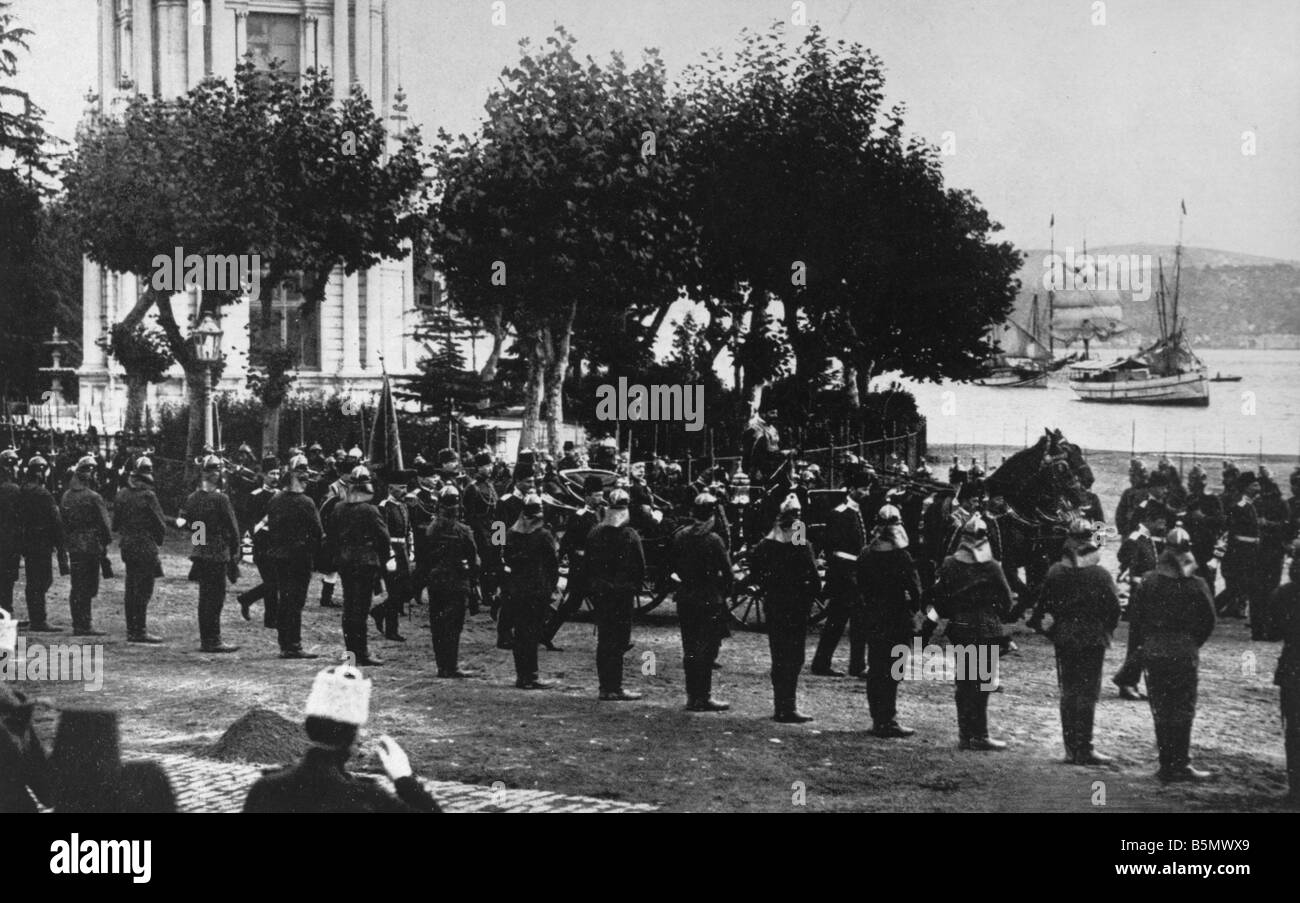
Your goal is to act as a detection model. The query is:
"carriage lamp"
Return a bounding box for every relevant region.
[193,314,224,364]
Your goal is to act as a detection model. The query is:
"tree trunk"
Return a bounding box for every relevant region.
[542,302,577,458]
[124,374,148,432]
[844,363,860,408]
[480,306,504,381]
[517,332,546,451]
[185,368,211,461]
[261,401,282,457]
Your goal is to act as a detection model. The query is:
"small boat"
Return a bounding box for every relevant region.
[976,296,1050,388]
[1210,373,1242,383]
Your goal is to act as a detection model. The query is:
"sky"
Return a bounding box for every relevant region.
[10,0,1300,260]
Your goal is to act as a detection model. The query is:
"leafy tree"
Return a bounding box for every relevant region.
[0,1,56,182]
[678,24,1021,423]
[64,63,428,457]
[103,321,173,430]
[428,27,694,454]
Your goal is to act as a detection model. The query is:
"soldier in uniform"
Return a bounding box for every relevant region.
[1256,467,1289,640]
[502,493,559,690]
[558,441,581,472]
[243,665,440,813]
[1111,499,1167,700]
[60,456,112,637]
[405,468,440,607]
[1126,527,1216,782]
[585,489,645,701]
[371,469,414,643]
[810,472,869,678]
[1272,541,1300,802]
[317,447,361,610]
[668,492,733,712]
[856,504,923,737]
[1182,465,1224,590]
[329,466,390,667]
[931,516,1014,751]
[1033,521,1121,764]
[0,449,21,615]
[15,456,67,632]
[543,475,606,650]
[1114,459,1149,537]
[426,485,480,678]
[751,493,820,723]
[177,455,242,653]
[1221,470,1261,624]
[237,457,282,629]
[463,451,503,629]
[1288,467,1300,543]
[265,455,323,660]
[112,458,166,644]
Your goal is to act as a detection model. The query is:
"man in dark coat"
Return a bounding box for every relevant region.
[0,449,21,616]
[15,456,67,632]
[543,475,605,650]
[426,485,480,678]
[668,494,733,712]
[1114,459,1149,537]
[329,467,390,667]
[177,455,242,653]
[1272,541,1300,802]
[810,474,869,678]
[112,458,167,643]
[60,457,112,636]
[857,504,922,737]
[752,493,820,722]
[1126,529,1216,782]
[0,684,52,813]
[1033,521,1122,764]
[502,494,559,689]
[1220,470,1261,621]
[585,489,645,701]
[1255,468,1289,640]
[1112,499,1167,699]
[371,470,414,643]
[1182,465,1224,590]
[244,665,441,813]
[463,451,502,612]
[931,516,1013,751]
[265,456,323,659]
[237,458,281,629]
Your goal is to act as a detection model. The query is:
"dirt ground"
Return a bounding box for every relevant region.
[12,444,1298,812]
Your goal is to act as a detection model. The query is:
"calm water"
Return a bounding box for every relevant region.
[888,349,1300,457]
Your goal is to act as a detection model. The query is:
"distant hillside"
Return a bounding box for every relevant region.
[1009,245,1300,348]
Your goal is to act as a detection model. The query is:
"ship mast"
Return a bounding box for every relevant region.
[1048,214,1055,356]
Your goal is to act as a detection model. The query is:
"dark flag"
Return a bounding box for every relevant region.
[368,371,404,473]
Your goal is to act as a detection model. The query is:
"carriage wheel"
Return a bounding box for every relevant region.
[635,586,668,616]
[728,584,765,631]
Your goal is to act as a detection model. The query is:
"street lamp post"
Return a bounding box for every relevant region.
[193,314,224,452]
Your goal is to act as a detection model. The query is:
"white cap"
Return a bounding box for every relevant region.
[304,665,372,726]
[780,492,801,513]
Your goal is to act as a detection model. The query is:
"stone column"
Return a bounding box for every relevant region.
[211,1,234,79]
[235,9,249,61]
[341,271,360,371]
[187,0,206,88]
[364,267,383,370]
[332,0,349,102]
[355,0,371,97]
[83,260,105,369]
[131,0,153,96]
[98,0,114,106]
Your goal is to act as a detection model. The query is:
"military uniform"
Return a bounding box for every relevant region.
[178,485,242,651]
[372,493,413,640]
[243,749,440,813]
[329,498,390,666]
[857,542,923,732]
[112,483,167,641]
[545,504,601,646]
[266,490,323,655]
[811,499,867,676]
[15,474,66,630]
[1273,558,1300,799]
[668,521,733,709]
[1183,487,1224,588]
[585,520,645,696]
[1037,559,1121,762]
[502,519,559,687]
[752,532,821,721]
[463,477,501,602]
[1126,558,1216,779]
[0,465,20,614]
[238,483,279,628]
[425,509,479,676]
[1256,482,1289,639]
[1222,492,1260,622]
[60,475,112,634]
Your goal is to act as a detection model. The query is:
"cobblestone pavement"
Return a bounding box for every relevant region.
[127,753,657,813]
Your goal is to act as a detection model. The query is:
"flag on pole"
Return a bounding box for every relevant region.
[1049,213,1054,228]
[368,371,404,474]
[1180,199,1186,214]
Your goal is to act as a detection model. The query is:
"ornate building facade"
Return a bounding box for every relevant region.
[79,0,420,430]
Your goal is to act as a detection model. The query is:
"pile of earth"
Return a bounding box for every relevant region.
[205,706,309,765]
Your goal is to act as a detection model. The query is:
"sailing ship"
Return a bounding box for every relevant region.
[1066,205,1209,406]
[976,294,1052,387]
